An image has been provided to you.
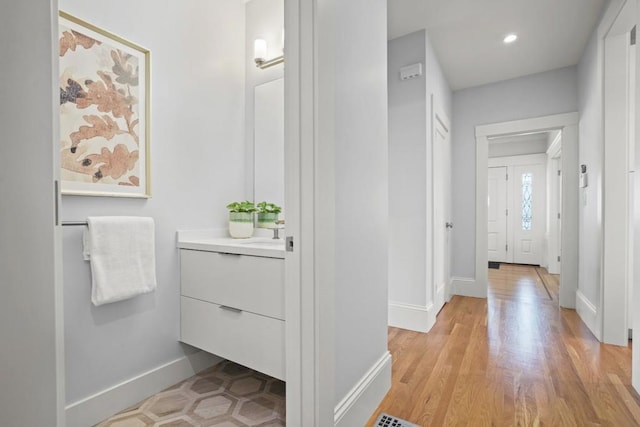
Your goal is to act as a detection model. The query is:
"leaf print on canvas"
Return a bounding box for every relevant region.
[58,12,150,197]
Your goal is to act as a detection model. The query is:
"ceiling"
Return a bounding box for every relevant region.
[388,0,606,90]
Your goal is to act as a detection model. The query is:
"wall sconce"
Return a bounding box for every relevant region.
[254,36,284,69]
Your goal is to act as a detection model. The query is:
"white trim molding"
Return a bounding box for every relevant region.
[65,351,222,427]
[334,351,392,427]
[451,277,486,298]
[576,290,601,340]
[388,302,436,333]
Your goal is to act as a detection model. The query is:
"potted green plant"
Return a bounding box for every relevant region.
[256,201,282,229]
[226,200,257,238]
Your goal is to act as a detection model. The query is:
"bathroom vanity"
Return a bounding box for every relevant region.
[177,233,285,380]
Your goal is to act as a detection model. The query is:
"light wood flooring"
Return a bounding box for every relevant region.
[368,263,640,426]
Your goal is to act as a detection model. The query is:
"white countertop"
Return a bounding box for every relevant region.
[177,230,285,259]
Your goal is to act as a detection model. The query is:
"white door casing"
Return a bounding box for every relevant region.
[488,167,508,263]
[634,0,640,389]
[476,115,579,308]
[433,98,451,313]
[545,132,563,275]
[553,158,563,274]
[0,1,65,425]
[603,20,633,346]
[629,39,636,336]
[600,0,640,393]
[635,151,640,391]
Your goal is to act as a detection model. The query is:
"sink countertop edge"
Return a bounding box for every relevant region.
[177,235,285,259]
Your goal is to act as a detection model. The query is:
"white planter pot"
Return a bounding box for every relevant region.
[228,212,254,238]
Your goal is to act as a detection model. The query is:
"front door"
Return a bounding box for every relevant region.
[512,164,545,265]
[487,162,545,265]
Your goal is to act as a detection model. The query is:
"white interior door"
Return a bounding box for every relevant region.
[512,164,546,265]
[488,167,508,263]
[433,107,451,313]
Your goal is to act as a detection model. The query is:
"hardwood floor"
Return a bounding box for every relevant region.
[368,264,640,426]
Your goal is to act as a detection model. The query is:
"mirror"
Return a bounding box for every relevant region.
[254,77,285,216]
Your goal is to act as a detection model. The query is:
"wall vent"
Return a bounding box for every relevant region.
[374,413,420,427]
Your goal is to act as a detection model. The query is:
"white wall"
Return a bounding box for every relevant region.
[489,139,549,158]
[451,67,578,280]
[59,0,246,407]
[333,0,390,418]
[388,31,427,305]
[0,1,64,425]
[388,30,452,331]
[577,29,603,316]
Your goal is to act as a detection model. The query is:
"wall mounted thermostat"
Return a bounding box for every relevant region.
[400,63,423,81]
[580,164,588,188]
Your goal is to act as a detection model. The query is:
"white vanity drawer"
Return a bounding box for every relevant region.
[180,296,285,380]
[180,249,284,320]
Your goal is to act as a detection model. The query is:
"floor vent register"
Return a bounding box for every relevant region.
[374,413,420,427]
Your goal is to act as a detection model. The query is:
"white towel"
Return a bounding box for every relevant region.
[84,216,157,306]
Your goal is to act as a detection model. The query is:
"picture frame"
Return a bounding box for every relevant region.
[58,11,151,198]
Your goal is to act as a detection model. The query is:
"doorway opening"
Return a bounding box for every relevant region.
[475,113,579,309]
[486,131,562,304]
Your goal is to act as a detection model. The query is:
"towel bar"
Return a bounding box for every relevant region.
[62,221,88,227]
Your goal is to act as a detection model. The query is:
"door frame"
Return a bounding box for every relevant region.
[634,0,640,393]
[602,0,636,346]
[475,112,579,306]
[1,1,65,424]
[284,0,335,424]
[546,134,562,275]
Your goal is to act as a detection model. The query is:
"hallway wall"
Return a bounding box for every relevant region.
[451,67,578,285]
[388,29,452,331]
[334,0,390,412]
[577,28,603,332]
[388,31,427,306]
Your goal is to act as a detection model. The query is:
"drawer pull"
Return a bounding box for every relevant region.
[218,252,241,256]
[219,305,243,313]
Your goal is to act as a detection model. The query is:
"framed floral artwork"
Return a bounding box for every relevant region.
[59,12,151,197]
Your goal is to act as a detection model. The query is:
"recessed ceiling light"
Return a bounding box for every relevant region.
[503,34,518,44]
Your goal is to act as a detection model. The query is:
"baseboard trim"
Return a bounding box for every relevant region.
[65,350,222,427]
[576,290,601,340]
[451,276,487,298]
[334,351,392,427]
[388,302,436,333]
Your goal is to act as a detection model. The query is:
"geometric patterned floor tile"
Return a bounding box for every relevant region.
[193,395,235,419]
[229,376,266,397]
[94,360,285,427]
